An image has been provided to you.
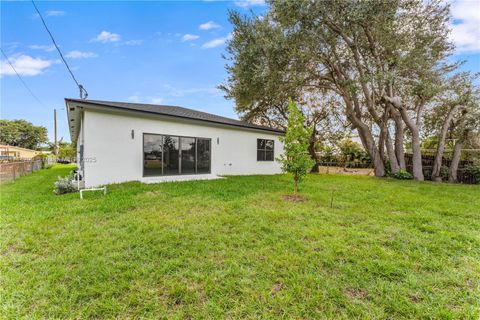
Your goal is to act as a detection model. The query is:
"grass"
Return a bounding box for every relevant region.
[1,165,479,319]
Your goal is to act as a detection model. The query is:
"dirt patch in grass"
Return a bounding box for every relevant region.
[271,282,283,294]
[318,166,374,176]
[282,194,305,202]
[187,282,207,305]
[0,244,24,256]
[409,294,421,304]
[344,288,369,301]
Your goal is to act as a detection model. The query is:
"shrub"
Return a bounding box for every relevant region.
[390,169,413,180]
[338,138,370,164]
[440,165,450,181]
[464,162,480,184]
[54,174,77,195]
[384,161,392,175]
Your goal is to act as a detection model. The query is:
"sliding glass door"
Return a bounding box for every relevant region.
[143,134,211,176]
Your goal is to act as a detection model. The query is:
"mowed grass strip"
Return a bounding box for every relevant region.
[0,165,479,319]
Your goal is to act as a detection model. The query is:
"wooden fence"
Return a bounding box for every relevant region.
[316,155,477,184]
[404,154,477,184]
[0,160,43,183]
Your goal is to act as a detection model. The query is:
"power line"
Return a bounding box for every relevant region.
[31,0,88,99]
[1,48,48,108]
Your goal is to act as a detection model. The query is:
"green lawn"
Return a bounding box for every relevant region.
[1,165,479,319]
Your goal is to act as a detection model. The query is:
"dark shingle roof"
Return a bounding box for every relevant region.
[65,98,284,134]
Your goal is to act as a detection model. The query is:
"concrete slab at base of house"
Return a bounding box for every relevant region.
[141,174,222,184]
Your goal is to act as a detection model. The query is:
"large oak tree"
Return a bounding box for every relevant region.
[222,0,469,180]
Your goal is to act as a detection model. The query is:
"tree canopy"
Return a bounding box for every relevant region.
[0,119,48,150]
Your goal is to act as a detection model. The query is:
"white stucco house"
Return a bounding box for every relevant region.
[65,99,285,188]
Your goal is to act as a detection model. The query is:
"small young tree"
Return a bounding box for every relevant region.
[278,99,315,194]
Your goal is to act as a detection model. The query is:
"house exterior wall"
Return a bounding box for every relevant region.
[75,112,85,189]
[0,145,39,159]
[82,109,284,187]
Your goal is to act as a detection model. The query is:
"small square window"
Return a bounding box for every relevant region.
[257,139,274,161]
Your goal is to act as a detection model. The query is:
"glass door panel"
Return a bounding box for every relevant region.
[180,137,196,174]
[143,134,163,176]
[163,136,179,175]
[196,138,211,173]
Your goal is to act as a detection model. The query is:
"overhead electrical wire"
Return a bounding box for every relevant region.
[31,0,88,99]
[1,47,48,108]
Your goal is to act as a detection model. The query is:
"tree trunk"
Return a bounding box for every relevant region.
[432,104,463,182]
[343,96,385,177]
[294,172,299,194]
[410,129,424,181]
[398,106,424,180]
[378,126,386,164]
[356,124,385,177]
[392,114,406,170]
[383,95,423,180]
[308,134,320,173]
[385,131,399,173]
[448,139,463,183]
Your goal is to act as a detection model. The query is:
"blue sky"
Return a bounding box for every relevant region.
[1,0,479,143]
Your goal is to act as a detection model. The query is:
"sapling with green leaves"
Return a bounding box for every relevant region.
[278,99,315,194]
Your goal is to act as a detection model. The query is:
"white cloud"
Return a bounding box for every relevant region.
[161,84,221,97]
[3,42,20,52]
[181,34,200,42]
[150,97,164,104]
[91,31,121,43]
[450,1,480,53]
[28,44,56,52]
[127,85,220,105]
[124,39,143,46]
[201,34,232,49]
[199,21,221,30]
[0,54,58,76]
[234,0,265,8]
[128,94,141,103]
[65,50,98,59]
[46,10,65,17]
[128,94,163,105]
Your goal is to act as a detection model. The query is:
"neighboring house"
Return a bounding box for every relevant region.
[65,99,285,188]
[0,144,40,159]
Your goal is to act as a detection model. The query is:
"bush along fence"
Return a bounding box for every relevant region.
[0,159,43,183]
[404,154,478,184]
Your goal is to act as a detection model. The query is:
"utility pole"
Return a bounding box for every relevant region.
[54,108,58,157]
